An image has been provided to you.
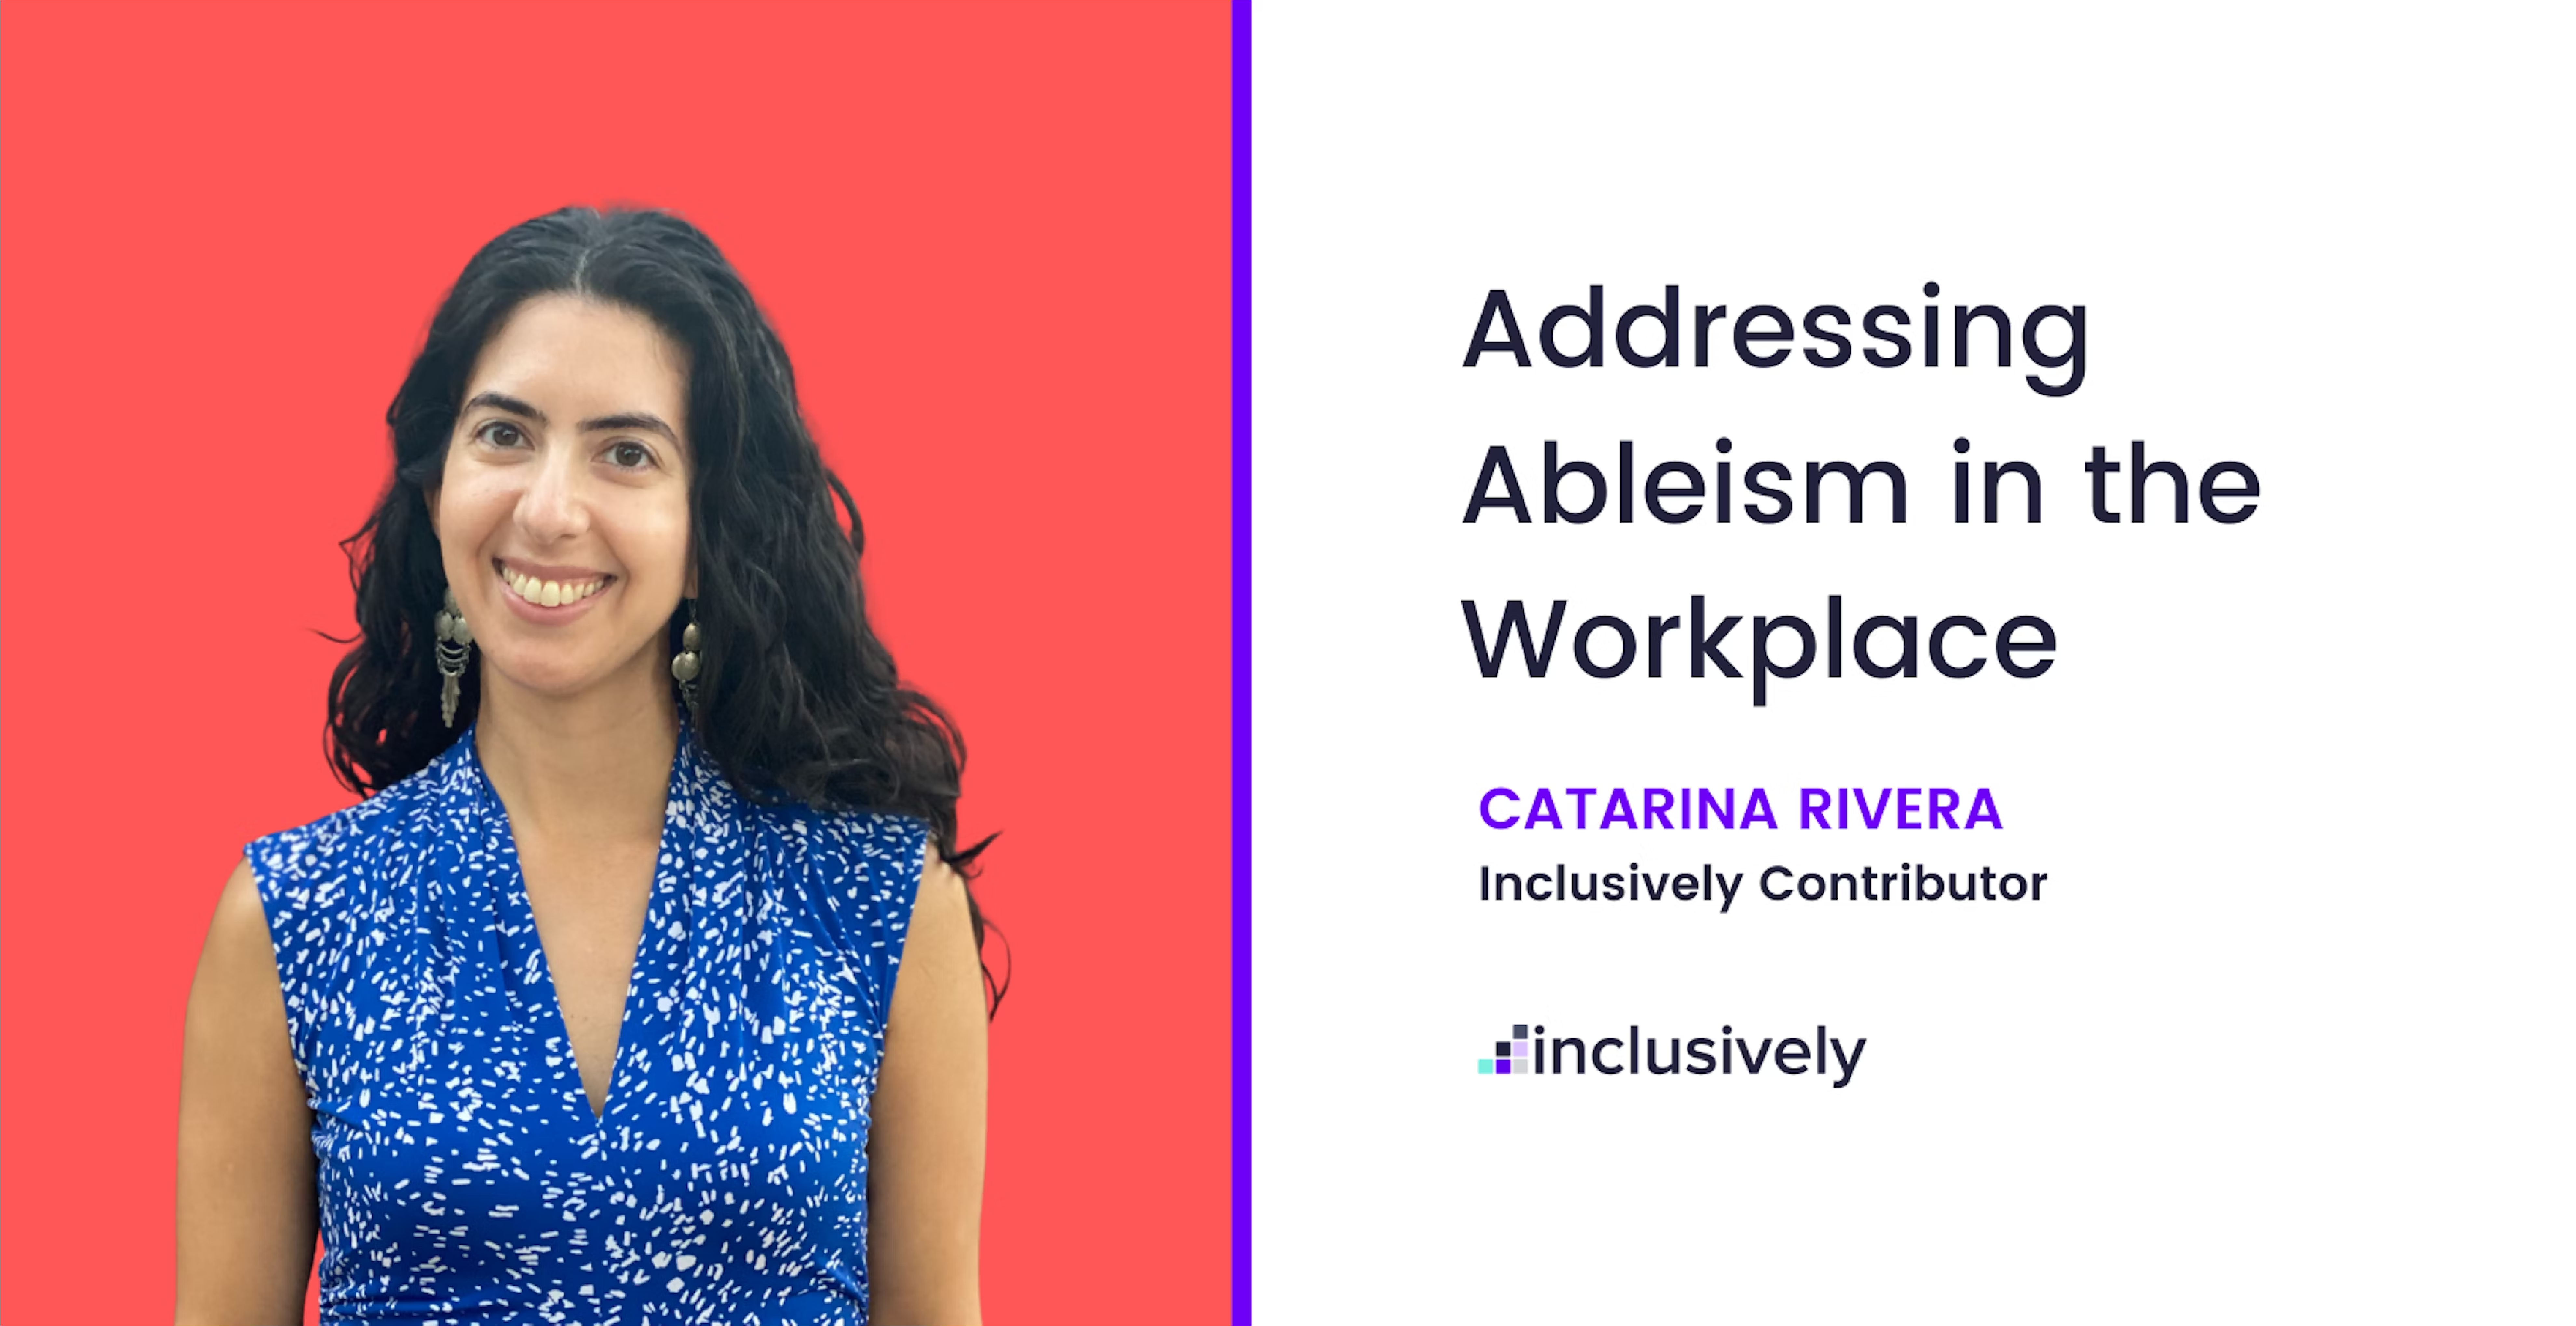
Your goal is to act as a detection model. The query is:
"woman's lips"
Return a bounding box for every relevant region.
[492,559,615,618]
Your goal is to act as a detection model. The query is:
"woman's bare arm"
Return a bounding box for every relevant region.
[865,847,989,1324]
[176,859,319,1324]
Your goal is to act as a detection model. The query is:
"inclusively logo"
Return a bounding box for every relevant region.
[1476,1022,1869,1086]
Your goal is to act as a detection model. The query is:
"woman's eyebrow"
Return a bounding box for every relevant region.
[462,390,679,443]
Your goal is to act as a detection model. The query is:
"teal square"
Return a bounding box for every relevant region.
[1477,1058,1494,1074]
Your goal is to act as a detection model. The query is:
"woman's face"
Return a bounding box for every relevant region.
[431,293,695,708]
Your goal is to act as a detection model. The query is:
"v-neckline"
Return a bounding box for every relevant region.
[465,722,690,1133]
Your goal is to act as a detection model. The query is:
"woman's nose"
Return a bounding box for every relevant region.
[516,445,590,541]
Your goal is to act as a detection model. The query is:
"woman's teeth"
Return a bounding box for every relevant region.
[501,568,607,608]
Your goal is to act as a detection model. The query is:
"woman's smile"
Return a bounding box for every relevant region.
[493,556,617,621]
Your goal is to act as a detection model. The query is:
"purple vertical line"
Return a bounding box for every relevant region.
[1228,2,1253,1323]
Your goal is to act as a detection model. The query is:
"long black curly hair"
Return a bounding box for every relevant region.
[324,205,1004,1016]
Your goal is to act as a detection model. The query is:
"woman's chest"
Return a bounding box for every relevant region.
[311,881,893,1156]
[515,858,661,1120]
[304,904,892,1285]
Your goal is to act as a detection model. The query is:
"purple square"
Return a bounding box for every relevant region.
[1494,1058,1512,1074]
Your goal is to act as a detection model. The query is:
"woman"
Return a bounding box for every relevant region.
[176,207,991,1324]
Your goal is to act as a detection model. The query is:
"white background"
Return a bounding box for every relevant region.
[1253,5,2569,1321]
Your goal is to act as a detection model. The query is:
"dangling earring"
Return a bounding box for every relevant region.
[435,587,473,728]
[671,601,704,721]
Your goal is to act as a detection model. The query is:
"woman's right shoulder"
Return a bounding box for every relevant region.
[229,770,454,1075]
[241,763,451,928]
[204,857,276,973]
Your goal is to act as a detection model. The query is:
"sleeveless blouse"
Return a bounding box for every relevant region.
[246,721,929,1324]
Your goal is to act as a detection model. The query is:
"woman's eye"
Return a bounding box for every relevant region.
[607,441,654,470]
[476,421,529,449]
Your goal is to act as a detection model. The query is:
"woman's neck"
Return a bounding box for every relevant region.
[472,658,681,847]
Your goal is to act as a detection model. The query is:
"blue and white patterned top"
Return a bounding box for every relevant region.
[247,720,929,1324]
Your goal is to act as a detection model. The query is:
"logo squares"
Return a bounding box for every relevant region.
[1478,1025,1533,1076]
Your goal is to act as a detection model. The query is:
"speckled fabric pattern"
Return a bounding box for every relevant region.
[247,720,929,1324]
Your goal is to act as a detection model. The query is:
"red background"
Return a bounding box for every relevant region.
[0,4,1231,1321]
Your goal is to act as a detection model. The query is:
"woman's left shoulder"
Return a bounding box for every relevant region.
[795,803,932,872]
[767,802,935,919]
